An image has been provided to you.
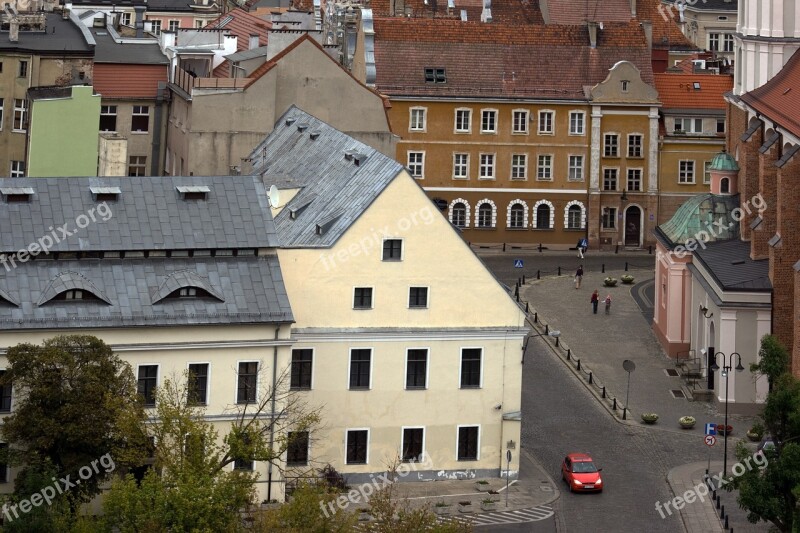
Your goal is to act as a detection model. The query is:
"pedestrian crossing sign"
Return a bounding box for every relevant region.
[704,423,716,436]
[514,259,524,268]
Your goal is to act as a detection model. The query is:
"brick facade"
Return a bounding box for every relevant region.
[774,151,800,374]
[727,106,761,243]
[755,141,780,259]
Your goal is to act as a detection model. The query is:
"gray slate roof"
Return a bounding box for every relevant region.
[0,14,93,54]
[248,106,404,248]
[0,175,277,253]
[0,256,293,329]
[693,239,771,291]
[91,26,168,64]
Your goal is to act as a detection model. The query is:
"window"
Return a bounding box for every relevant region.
[0,443,7,483]
[704,161,712,184]
[18,60,27,78]
[346,429,368,464]
[0,370,11,412]
[424,68,446,83]
[100,105,117,132]
[457,426,479,461]
[131,105,150,132]
[353,287,373,309]
[679,160,695,183]
[128,156,147,176]
[568,155,584,181]
[286,431,309,466]
[479,153,495,179]
[569,112,584,135]
[511,154,527,180]
[187,363,208,405]
[233,434,253,471]
[349,349,371,389]
[12,99,27,132]
[603,168,618,191]
[721,177,730,193]
[409,107,426,131]
[535,204,551,229]
[237,362,258,404]
[627,169,642,192]
[604,134,618,157]
[9,161,24,178]
[407,151,424,178]
[382,239,402,261]
[460,348,481,388]
[481,110,497,133]
[477,203,493,228]
[402,428,424,462]
[512,110,528,133]
[195,19,205,29]
[455,109,471,133]
[716,118,726,134]
[290,349,313,390]
[509,204,525,229]
[0,98,3,131]
[120,12,132,25]
[709,33,719,51]
[602,207,617,229]
[405,349,428,389]
[723,34,734,52]
[709,33,734,52]
[538,111,553,134]
[137,365,158,407]
[178,287,197,297]
[408,287,428,308]
[149,19,161,35]
[168,20,180,32]
[567,205,582,229]
[451,202,467,228]
[628,134,643,158]
[453,153,469,179]
[674,117,703,134]
[536,155,552,180]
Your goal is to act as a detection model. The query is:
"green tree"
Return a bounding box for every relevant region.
[0,335,147,525]
[752,334,791,390]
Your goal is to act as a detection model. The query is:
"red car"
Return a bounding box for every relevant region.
[561,453,603,492]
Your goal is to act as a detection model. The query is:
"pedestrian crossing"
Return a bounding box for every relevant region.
[442,505,554,527]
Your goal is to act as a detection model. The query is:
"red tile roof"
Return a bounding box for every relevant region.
[373,18,653,99]
[368,0,544,24]
[637,0,697,51]
[740,48,800,139]
[654,72,732,109]
[545,0,633,24]
[208,8,271,53]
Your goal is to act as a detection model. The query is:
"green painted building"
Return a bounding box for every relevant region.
[27,85,100,177]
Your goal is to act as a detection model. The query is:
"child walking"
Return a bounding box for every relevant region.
[604,294,612,315]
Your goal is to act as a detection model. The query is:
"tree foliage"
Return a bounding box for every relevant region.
[752,334,791,389]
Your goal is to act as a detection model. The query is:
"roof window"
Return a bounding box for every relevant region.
[424,67,446,84]
[176,185,210,200]
[90,186,121,202]
[0,187,34,203]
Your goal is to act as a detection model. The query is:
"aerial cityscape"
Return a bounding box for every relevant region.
[0,0,797,531]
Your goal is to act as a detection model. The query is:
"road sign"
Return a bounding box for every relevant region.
[704,435,717,447]
[704,423,716,436]
[507,450,512,463]
[514,259,524,268]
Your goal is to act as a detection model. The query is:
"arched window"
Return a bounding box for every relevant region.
[477,203,493,228]
[567,205,582,229]
[452,202,467,227]
[720,177,730,194]
[535,204,551,229]
[509,204,525,228]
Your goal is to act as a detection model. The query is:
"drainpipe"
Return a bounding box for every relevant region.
[150,82,166,175]
[266,325,279,502]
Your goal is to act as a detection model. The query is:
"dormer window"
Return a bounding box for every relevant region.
[167,286,212,299]
[1,187,34,203]
[424,68,446,84]
[90,186,121,202]
[54,289,99,301]
[621,80,630,92]
[176,185,210,200]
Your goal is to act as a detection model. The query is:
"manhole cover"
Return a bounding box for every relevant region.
[540,486,553,492]
[665,368,679,377]
[671,389,686,399]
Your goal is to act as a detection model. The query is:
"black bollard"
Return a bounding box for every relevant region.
[545,324,549,335]
[533,312,538,323]
[625,262,629,272]
[602,263,605,273]
[602,386,606,398]
[622,408,627,420]
[525,302,529,313]
[576,359,581,371]
[503,243,506,252]
[538,243,543,253]
[566,348,571,360]
[555,337,559,347]
[522,275,526,284]
[589,372,593,384]
[615,244,619,254]
[558,266,561,276]
[537,270,540,280]
[648,245,652,254]
[612,398,617,410]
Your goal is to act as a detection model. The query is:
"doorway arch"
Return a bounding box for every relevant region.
[623,205,643,247]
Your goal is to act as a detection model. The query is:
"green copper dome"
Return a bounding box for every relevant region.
[709,150,739,172]
[657,193,740,247]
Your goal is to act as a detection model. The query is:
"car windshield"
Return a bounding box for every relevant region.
[572,461,598,473]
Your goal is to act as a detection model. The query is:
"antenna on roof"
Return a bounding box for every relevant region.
[268,184,281,208]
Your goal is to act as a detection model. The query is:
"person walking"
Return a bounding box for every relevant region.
[590,290,599,314]
[605,294,612,315]
[577,237,588,259]
[575,265,584,289]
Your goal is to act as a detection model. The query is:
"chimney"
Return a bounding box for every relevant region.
[588,21,598,48]
[629,0,636,18]
[134,5,146,38]
[9,18,18,42]
[62,7,69,19]
[641,20,652,50]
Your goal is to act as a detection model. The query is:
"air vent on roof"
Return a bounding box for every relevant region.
[289,199,313,220]
[353,153,367,166]
[285,117,297,126]
[297,122,309,132]
[90,186,121,201]
[344,149,356,161]
[176,185,210,200]
[730,260,745,265]
[309,130,321,140]
[0,187,34,203]
[315,213,343,235]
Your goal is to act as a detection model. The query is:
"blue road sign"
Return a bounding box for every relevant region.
[705,423,716,436]
[514,259,524,268]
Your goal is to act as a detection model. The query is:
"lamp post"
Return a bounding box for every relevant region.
[709,352,744,477]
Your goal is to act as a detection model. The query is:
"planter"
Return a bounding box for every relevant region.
[475,481,492,492]
[621,276,635,284]
[679,416,696,429]
[357,510,373,522]
[481,500,499,512]
[434,504,454,516]
[603,278,618,287]
[641,413,659,424]
[716,424,733,436]
[458,501,473,514]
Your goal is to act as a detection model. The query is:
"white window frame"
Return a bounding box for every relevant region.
[235,360,260,405]
[564,200,586,230]
[723,34,734,52]
[407,287,429,309]
[131,105,150,133]
[538,110,554,134]
[409,107,427,132]
[601,207,618,230]
[449,198,470,228]
[454,108,472,133]
[137,363,160,408]
[352,286,375,310]
[345,428,370,465]
[507,200,528,229]
[478,153,495,180]
[704,161,712,184]
[403,348,430,389]
[455,424,481,461]
[458,347,483,389]
[568,154,584,181]
[536,154,553,181]
[511,109,529,134]
[709,32,720,51]
[0,98,4,132]
[149,19,162,35]
[186,361,212,406]
[679,160,696,184]
[627,133,643,158]
[474,200,496,228]
[674,117,703,134]
[532,199,555,230]
[400,426,426,463]
[289,348,315,391]
[168,19,180,32]
[407,151,425,179]
[603,133,619,157]
[347,348,373,390]
[381,238,404,261]
[12,99,26,133]
[603,167,619,191]
[100,105,117,132]
[480,109,498,134]
[510,153,527,180]
[626,168,643,192]
[9,161,24,178]
[568,111,585,135]
[120,12,132,25]
[453,153,469,180]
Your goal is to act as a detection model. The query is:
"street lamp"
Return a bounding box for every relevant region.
[709,352,744,476]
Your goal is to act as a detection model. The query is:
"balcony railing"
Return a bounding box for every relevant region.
[172,66,252,94]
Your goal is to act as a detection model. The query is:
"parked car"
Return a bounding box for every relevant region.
[561,453,603,492]
[757,435,778,456]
